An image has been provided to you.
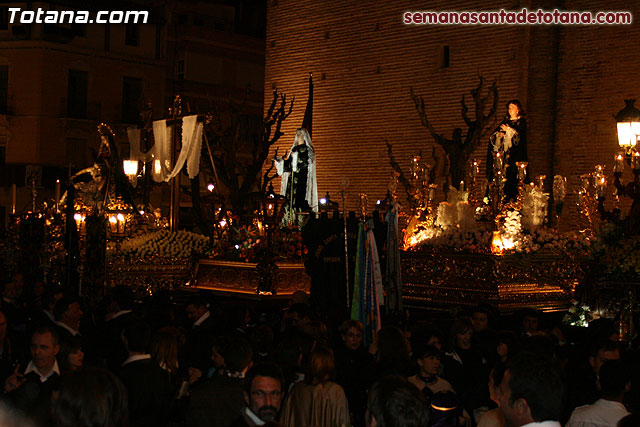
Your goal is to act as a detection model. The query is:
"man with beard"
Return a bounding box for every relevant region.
[232,362,285,426]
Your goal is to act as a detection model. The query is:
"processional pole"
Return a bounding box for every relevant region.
[169,96,182,231]
[341,180,349,309]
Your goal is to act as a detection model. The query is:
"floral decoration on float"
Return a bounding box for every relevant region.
[206,224,306,263]
[113,230,210,262]
[402,186,592,255]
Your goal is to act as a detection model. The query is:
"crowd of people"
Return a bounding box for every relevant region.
[0,270,637,427]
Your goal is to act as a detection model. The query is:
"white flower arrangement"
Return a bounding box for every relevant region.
[521,185,549,232]
[405,221,591,255]
[563,301,592,327]
[119,230,210,259]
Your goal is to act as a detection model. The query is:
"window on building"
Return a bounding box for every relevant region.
[65,138,86,169]
[0,65,7,114]
[125,23,139,46]
[155,23,162,60]
[0,8,8,30]
[67,69,88,118]
[177,60,184,81]
[0,135,6,165]
[442,45,450,68]
[122,77,142,123]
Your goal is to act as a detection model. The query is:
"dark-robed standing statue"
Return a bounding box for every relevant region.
[273,128,318,226]
[486,99,528,201]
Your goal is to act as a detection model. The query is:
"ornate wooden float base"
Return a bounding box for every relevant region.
[188,259,310,299]
[401,251,582,313]
[106,261,193,295]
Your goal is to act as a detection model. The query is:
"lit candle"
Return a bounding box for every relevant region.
[537,175,546,190]
[516,162,528,181]
[11,184,16,214]
[116,213,125,234]
[410,155,421,181]
[493,151,504,171]
[74,213,83,232]
[614,153,625,173]
[109,215,118,233]
[460,181,465,191]
[471,159,479,178]
[55,180,60,210]
[598,176,607,197]
[633,152,640,170]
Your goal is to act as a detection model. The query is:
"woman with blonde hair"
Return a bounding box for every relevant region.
[281,346,350,427]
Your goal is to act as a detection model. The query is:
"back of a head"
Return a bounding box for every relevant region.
[506,352,564,422]
[367,376,430,427]
[123,320,151,354]
[54,296,79,321]
[110,286,134,311]
[377,326,409,366]
[599,359,629,399]
[0,401,35,427]
[218,334,253,373]
[52,368,128,427]
[589,338,620,358]
[305,346,335,385]
[523,334,556,360]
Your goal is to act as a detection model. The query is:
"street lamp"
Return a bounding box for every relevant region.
[123,160,139,187]
[615,99,640,154]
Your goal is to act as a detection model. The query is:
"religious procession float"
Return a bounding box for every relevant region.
[2,77,640,340]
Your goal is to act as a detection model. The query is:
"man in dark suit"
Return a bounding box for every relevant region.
[118,319,173,426]
[101,286,136,369]
[3,325,61,422]
[185,296,215,376]
[231,362,285,427]
[53,296,83,342]
[187,335,253,427]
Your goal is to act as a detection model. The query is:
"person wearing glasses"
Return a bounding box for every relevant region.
[232,362,285,426]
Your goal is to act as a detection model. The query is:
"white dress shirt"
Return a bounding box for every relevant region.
[122,354,152,367]
[25,359,60,382]
[566,398,629,427]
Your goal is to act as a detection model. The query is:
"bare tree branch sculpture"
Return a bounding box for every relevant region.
[385,138,414,202]
[410,75,499,189]
[204,90,294,221]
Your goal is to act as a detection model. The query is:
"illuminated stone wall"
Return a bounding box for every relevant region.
[265,0,640,223]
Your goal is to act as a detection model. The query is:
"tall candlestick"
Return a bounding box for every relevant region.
[117,213,125,234]
[471,159,479,178]
[598,176,607,197]
[55,180,61,212]
[614,153,625,173]
[633,152,640,170]
[11,184,15,214]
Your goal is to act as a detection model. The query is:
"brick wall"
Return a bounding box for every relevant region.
[265,0,640,223]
